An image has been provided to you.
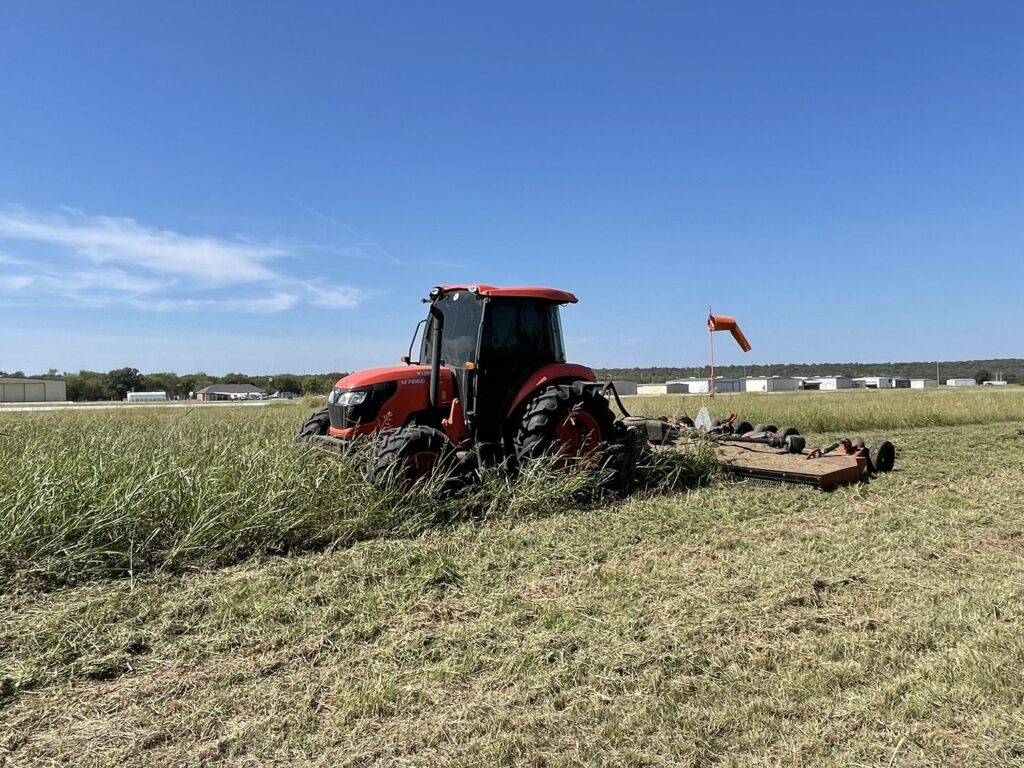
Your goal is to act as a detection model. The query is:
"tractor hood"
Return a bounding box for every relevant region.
[334,365,433,390]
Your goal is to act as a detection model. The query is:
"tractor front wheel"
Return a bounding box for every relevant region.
[295,407,331,443]
[371,425,453,489]
[514,382,616,467]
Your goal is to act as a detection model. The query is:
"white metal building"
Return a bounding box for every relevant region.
[982,380,1009,386]
[636,382,688,395]
[890,378,911,388]
[909,378,937,388]
[854,376,891,389]
[0,377,67,403]
[668,377,743,394]
[946,378,977,387]
[802,376,855,391]
[743,376,798,393]
[126,391,168,402]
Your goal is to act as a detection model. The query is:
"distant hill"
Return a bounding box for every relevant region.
[594,359,1023,384]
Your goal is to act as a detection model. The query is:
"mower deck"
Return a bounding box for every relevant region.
[709,442,867,490]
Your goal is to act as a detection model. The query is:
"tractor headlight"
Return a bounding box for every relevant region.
[333,389,368,407]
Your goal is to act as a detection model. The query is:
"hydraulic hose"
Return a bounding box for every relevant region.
[601,381,632,418]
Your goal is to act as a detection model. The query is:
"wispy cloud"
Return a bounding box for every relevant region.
[0,275,33,291]
[132,292,300,314]
[0,207,281,284]
[306,284,370,308]
[0,206,372,313]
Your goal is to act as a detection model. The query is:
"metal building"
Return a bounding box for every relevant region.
[744,376,798,393]
[0,377,67,403]
[668,377,743,394]
[636,382,688,395]
[802,376,855,391]
[854,376,891,389]
[946,378,977,387]
[609,380,638,395]
[126,391,168,402]
[909,378,937,388]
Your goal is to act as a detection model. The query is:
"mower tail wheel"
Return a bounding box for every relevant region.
[733,421,754,435]
[785,435,807,453]
[371,425,454,489]
[515,381,616,467]
[752,424,778,434]
[296,407,331,443]
[777,426,800,438]
[871,441,896,473]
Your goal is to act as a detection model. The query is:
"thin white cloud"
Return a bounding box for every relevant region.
[0,206,372,314]
[133,292,300,314]
[0,251,31,266]
[0,275,33,291]
[0,207,281,284]
[307,284,369,308]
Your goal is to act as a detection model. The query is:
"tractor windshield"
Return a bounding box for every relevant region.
[420,291,484,366]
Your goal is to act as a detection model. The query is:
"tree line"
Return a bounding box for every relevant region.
[0,368,348,401]
[595,358,1023,384]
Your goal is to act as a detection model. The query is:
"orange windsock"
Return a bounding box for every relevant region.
[707,314,751,352]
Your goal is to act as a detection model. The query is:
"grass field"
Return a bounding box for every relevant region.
[2,388,1024,766]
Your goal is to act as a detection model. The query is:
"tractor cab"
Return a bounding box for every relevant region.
[297,284,617,484]
[417,285,571,438]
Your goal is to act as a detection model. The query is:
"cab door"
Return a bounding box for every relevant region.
[474,298,559,429]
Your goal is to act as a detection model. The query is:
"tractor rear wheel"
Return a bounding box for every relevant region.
[514,382,616,467]
[371,425,453,489]
[296,407,331,443]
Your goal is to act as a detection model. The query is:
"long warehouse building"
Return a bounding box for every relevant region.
[0,377,67,403]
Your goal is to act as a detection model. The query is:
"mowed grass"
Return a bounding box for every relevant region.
[2,389,1024,766]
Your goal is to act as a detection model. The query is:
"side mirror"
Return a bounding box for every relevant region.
[400,355,410,364]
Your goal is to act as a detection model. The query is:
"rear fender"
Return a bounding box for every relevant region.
[505,363,597,421]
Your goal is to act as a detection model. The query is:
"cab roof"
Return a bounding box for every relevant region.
[436,284,577,304]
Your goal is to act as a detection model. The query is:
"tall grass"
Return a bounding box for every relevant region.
[0,406,715,588]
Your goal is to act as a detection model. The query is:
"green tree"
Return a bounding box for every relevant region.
[271,374,302,394]
[64,370,106,401]
[103,367,144,400]
[975,369,991,384]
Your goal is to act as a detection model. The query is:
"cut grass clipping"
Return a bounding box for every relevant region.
[0,406,715,588]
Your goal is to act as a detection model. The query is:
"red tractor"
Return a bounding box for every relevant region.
[297,284,620,483]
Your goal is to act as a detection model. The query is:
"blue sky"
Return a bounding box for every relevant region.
[1,2,1021,375]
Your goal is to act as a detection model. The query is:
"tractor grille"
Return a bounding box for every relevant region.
[328,382,397,430]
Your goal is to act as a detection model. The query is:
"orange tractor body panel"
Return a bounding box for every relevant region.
[326,365,457,438]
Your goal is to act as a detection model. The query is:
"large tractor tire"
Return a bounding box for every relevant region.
[371,425,453,489]
[514,382,617,467]
[296,407,331,443]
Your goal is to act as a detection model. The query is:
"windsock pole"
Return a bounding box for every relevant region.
[708,305,716,397]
